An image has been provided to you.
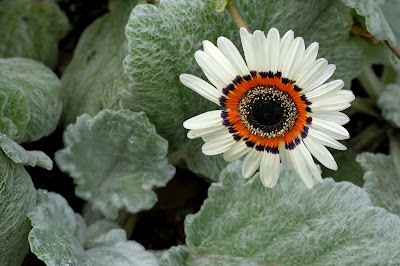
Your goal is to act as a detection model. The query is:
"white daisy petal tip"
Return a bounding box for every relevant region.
[182,27,350,189]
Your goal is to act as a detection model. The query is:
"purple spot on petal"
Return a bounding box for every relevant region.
[243,75,252,81]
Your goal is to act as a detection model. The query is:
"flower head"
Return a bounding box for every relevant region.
[181,28,354,189]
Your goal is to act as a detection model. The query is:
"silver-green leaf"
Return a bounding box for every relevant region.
[0,134,52,170]
[55,109,175,220]
[340,0,396,44]
[28,190,160,266]
[357,152,400,217]
[123,0,363,180]
[0,151,36,266]
[161,161,400,265]
[60,0,137,125]
[0,0,69,68]
[377,84,400,128]
[0,58,63,143]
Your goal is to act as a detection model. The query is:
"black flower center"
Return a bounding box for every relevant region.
[237,86,298,138]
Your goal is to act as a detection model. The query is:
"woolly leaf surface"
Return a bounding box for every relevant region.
[357,152,400,217]
[60,0,137,125]
[28,190,160,266]
[0,58,62,143]
[161,161,400,265]
[0,134,52,170]
[123,0,363,180]
[0,151,36,266]
[377,84,400,127]
[0,0,69,68]
[55,109,175,219]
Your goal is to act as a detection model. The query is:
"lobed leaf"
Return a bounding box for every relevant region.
[123,0,363,180]
[0,134,52,170]
[60,0,137,125]
[55,109,175,220]
[377,84,400,128]
[28,190,160,266]
[0,58,63,143]
[0,0,69,68]
[0,151,36,266]
[357,152,400,217]
[162,161,400,265]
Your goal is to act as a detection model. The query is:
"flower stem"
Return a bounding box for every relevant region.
[348,97,381,119]
[358,64,382,101]
[226,3,250,32]
[389,132,400,175]
[385,40,400,60]
[351,26,400,60]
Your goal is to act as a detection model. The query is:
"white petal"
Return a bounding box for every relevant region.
[187,125,223,139]
[180,74,222,105]
[223,140,250,162]
[240,27,257,71]
[217,36,250,76]
[266,28,280,73]
[305,80,344,100]
[195,51,229,90]
[260,152,281,188]
[203,40,239,80]
[305,64,336,93]
[303,137,338,170]
[201,127,231,142]
[278,30,294,73]
[311,89,355,109]
[281,37,306,80]
[298,141,323,183]
[241,148,262,178]
[308,128,347,150]
[279,142,294,170]
[183,110,222,129]
[252,30,269,72]
[202,129,234,155]
[310,117,350,140]
[311,112,350,126]
[295,42,319,79]
[287,146,314,189]
[295,58,327,91]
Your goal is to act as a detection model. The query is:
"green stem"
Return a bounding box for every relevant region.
[226,3,250,32]
[348,97,381,119]
[117,212,137,238]
[389,133,400,178]
[352,123,385,151]
[358,64,383,101]
[382,65,398,84]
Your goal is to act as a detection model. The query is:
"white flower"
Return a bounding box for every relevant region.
[181,28,354,189]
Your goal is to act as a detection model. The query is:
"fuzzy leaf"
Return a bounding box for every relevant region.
[55,109,175,220]
[60,0,137,125]
[28,190,160,266]
[377,84,400,128]
[0,151,36,266]
[161,161,400,265]
[357,152,400,217]
[0,134,52,170]
[381,0,400,70]
[0,58,63,143]
[340,0,396,44]
[123,0,363,180]
[0,0,69,68]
